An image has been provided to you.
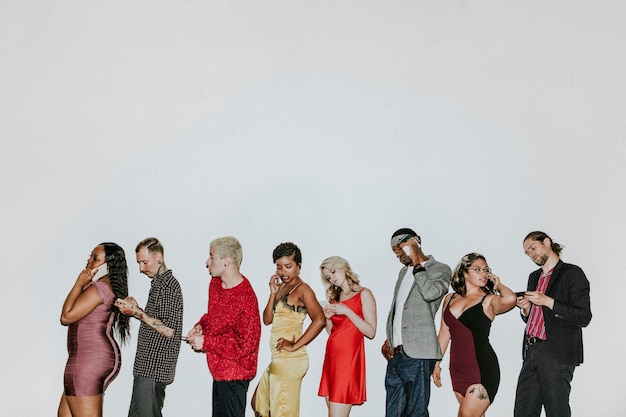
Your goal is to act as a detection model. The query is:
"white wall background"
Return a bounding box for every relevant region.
[1,1,624,416]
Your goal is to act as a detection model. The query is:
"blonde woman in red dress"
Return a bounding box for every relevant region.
[318,256,377,417]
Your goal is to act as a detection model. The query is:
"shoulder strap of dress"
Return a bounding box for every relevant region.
[444,293,455,310]
[288,282,303,294]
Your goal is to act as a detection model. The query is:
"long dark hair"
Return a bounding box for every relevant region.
[101,242,131,344]
[451,252,493,296]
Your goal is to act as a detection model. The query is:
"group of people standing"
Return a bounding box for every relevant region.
[58,228,591,417]
[59,238,184,417]
[382,228,591,417]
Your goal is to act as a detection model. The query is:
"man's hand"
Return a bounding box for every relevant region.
[523,291,555,310]
[115,297,140,317]
[381,339,393,360]
[188,334,204,352]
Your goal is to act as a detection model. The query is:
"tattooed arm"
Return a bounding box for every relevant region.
[115,297,175,338]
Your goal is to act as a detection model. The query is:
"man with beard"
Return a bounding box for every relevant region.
[116,237,184,417]
[514,231,592,417]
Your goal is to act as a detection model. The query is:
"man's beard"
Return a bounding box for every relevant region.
[534,254,548,266]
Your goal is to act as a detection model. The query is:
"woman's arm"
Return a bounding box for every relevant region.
[433,293,453,388]
[326,288,377,339]
[487,273,517,317]
[262,293,277,326]
[60,269,103,325]
[262,274,282,325]
[277,284,325,352]
[322,304,334,334]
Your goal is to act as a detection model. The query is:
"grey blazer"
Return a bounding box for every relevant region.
[385,255,451,359]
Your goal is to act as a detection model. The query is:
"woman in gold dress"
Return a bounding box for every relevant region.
[252,242,326,417]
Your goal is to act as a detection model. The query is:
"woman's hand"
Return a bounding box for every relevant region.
[76,268,96,287]
[269,273,282,294]
[276,335,296,352]
[322,302,349,317]
[487,272,501,292]
[322,304,334,319]
[432,362,443,387]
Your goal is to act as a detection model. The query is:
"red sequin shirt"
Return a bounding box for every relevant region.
[196,276,261,381]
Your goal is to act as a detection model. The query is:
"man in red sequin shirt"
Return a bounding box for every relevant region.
[187,236,261,417]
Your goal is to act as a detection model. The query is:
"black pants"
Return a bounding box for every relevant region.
[514,342,576,417]
[128,375,166,417]
[212,379,250,417]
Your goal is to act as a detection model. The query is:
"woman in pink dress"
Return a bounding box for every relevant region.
[318,256,377,417]
[58,242,130,417]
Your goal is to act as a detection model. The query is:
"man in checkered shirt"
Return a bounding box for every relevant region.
[117,237,184,417]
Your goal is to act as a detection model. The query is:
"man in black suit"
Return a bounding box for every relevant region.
[514,231,592,417]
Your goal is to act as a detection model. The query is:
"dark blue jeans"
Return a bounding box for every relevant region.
[212,379,250,417]
[514,342,576,417]
[385,350,436,417]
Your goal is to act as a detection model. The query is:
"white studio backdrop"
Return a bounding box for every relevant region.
[1,2,624,416]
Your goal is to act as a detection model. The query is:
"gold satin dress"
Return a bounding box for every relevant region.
[253,294,309,417]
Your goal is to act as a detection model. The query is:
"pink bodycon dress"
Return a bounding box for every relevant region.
[63,280,120,396]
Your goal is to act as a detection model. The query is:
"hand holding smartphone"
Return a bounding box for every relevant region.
[92,263,108,281]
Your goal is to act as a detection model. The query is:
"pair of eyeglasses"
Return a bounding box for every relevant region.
[468,267,491,274]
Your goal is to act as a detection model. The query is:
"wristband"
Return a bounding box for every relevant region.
[413,265,426,274]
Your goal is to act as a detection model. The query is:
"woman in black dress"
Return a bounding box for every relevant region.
[433,253,516,417]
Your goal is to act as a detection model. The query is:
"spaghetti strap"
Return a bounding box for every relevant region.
[288,283,303,294]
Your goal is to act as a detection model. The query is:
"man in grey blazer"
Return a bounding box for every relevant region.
[381,228,451,417]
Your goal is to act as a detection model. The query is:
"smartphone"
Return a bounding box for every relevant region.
[485,279,495,292]
[92,263,109,281]
[515,291,526,297]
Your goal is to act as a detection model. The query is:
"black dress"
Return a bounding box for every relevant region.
[444,294,500,403]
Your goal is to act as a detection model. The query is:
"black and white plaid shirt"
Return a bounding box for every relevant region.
[133,269,183,385]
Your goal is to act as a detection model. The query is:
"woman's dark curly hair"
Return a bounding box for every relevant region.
[451,252,494,296]
[101,242,131,344]
[272,242,302,267]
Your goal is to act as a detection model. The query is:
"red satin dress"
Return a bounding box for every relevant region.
[318,292,367,405]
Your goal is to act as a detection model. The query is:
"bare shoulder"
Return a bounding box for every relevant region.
[442,292,455,307]
[359,286,375,300]
[295,281,317,301]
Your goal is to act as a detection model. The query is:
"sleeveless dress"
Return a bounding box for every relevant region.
[318,292,366,405]
[253,293,309,417]
[443,294,500,403]
[63,280,120,396]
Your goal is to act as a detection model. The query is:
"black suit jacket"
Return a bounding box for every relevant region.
[521,259,592,365]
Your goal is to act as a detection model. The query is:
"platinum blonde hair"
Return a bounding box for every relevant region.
[210,236,243,267]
